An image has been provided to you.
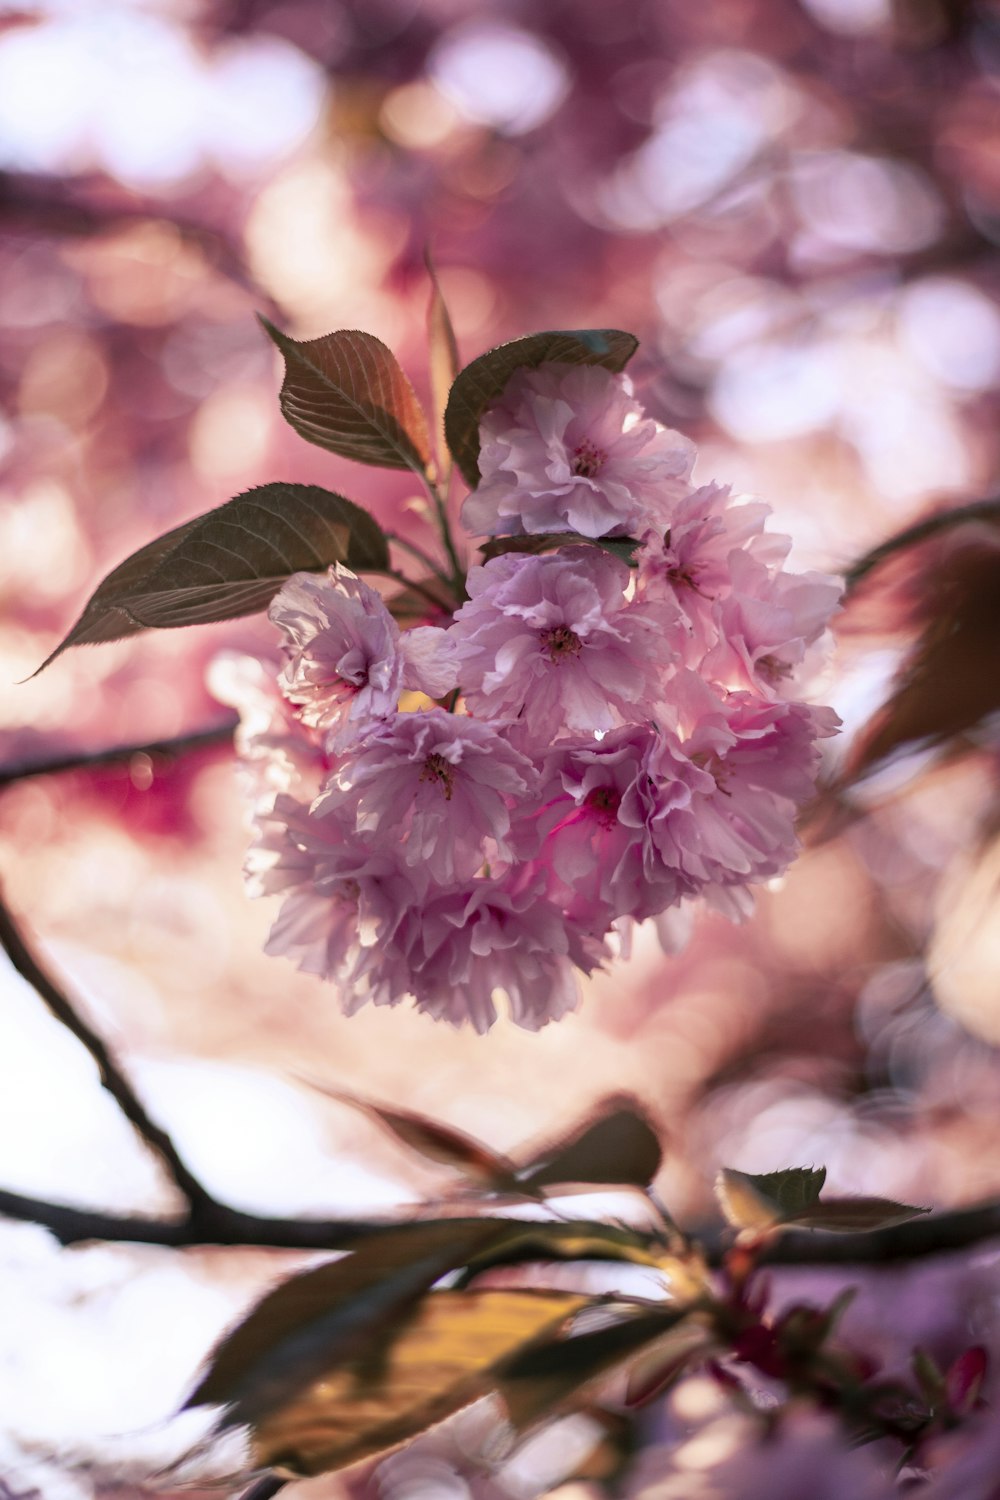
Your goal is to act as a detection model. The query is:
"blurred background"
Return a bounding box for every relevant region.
[2,0,1000,1488]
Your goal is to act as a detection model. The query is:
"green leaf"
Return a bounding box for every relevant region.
[34,484,388,672]
[715,1167,827,1232]
[261,318,432,475]
[445,329,639,488]
[188,1216,665,1427]
[519,1099,663,1192]
[385,574,455,625]
[624,1323,715,1408]
[496,1303,695,1433]
[593,536,643,565]
[250,1286,592,1476]
[301,1081,522,1193]
[785,1197,930,1232]
[478,533,642,568]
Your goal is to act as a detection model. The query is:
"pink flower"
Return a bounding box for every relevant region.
[461,365,695,540]
[702,550,842,696]
[268,566,456,729]
[644,672,839,900]
[394,875,608,1032]
[635,484,779,658]
[322,710,537,885]
[206,651,331,807]
[253,793,415,999]
[451,548,677,737]
[524,727,689,927]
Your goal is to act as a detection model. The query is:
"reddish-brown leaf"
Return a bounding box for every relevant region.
[33,483,388,674]
[261,318,432,475]
[520,1098,663,1192]
[303,1081,522,1191]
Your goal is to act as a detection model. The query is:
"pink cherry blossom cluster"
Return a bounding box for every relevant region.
[217,362,841,1031]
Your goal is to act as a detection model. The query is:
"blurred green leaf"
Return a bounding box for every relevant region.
[189,1216,667,1427]
[496,1303,696,1432]
[445,329,638,488]
[251,1286,592,1476]
[785,1197,929,1233]
[302,1081,522,1192]
[261,318,432,475]
[34,483,388,674]
[715,1167,826,1232]
[519,1099,663,1193]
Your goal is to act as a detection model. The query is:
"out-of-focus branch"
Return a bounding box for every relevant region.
[0,888,221,1219]
[0,718,237,787]
[1,1175,999,1265]
[0,1188,377,1251]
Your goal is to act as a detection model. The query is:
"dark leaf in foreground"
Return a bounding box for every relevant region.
[479,533,642,567]
[250,1287,591,1475]
[188,1217,665,1427]
[497,1303,695,1432]
[187,1219,505,1423]
[845,509,1000,778]
[385,575,455,625]
[302,1081,522,1192]
[261,318,432,475]
[715,1167,827,1232]
[445,329,638,487]
[34,484,389,673]
[520,1099,663,1192]
[785,1197,930,1233]
[716,1167,927,1235]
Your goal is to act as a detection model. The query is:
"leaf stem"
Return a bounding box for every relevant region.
[384,531,452,586]
[426,476,465,596]
[371,568,454,614]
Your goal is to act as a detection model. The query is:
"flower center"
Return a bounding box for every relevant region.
[691,750,731,794]
[540,625,583,662]
[571,438,607,479]
[420,751,455,800]
[758,653,792,685]
[584,785,621,828]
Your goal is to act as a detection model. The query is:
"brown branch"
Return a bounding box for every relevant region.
[0,887,220,1219]
[1,1174,999,1265]
[0,719,237,788]
[0,1188,378,1250]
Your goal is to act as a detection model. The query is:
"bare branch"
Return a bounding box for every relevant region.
[0,887,220,1218]
[1,1175,999,1266]
[0,719,237,788]
[0,1188,378,1251]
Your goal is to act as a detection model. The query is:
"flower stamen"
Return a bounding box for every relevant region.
[420,751,455,800]
[571,438,608,479]
[540,625,583,662]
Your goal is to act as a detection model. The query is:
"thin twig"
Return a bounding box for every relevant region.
[0,719,237,788]
[0,888,219,1218]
